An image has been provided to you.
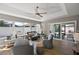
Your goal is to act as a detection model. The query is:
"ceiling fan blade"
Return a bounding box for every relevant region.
[38,12,47,14]
[34,6,47,17]
[38,14,43,17]
[36,13,43,17]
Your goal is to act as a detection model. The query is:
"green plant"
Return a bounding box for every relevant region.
[0,20,5,26]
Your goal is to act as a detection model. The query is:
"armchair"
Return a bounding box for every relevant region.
[43,34,53,49]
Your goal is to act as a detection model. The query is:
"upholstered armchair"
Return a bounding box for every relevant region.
[43,34,53,49]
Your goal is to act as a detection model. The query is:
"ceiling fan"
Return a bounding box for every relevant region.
[35,6,47,17]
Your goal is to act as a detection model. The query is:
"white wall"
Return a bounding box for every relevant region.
[0,27,13,37]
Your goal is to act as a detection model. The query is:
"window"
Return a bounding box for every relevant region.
[0,20,12,27]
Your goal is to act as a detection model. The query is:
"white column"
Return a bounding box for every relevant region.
[12,21,16,39]
[30,24,32,32]
[40,22,50,35]
[23,23,25,35]
[40,23,43,32]
[23,23,25,40]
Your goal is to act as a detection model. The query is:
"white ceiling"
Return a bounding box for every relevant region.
[0,3,79,23]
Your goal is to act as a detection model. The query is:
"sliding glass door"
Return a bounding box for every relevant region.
[50,21,76,39]
[54,24,60,39]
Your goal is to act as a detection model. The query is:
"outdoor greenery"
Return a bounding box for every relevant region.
[0,20,11,27]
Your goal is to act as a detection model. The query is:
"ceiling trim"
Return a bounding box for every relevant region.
[0,10,42,22]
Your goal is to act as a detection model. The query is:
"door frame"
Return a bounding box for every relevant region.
[50,20,77,39]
